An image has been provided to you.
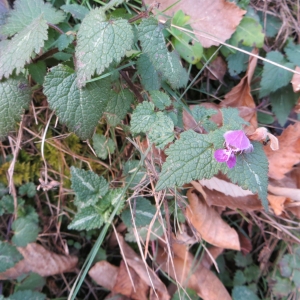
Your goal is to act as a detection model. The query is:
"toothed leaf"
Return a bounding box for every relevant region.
[225,142,269,210]
[43,64,111,140]
[0,75,31,138]
[76,8,134,87]
[1,0,64,36]
[61,4,89,20]
[92,134,115,160]
[0,241,23,272]
[71,166,109,208]
[0,15,48,79]
[150,90,171,110]
[156,130,219,190]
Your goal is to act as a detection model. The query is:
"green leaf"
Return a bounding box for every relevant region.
[244,265,260,283]
[191,106,218,132]
[233,270,247,286]
[232,286,259,300]
[76,8,134,87]
[11,217,40,247]
[123,160,148,190]
[92,134,115,160]
[226,142,269,210]
[71,166,109,208]
[15,273,46,292]
[148,112,174,149]
[104,89,134,126]
[226,46,252,76]
[231,17,264,48]
[284,40,300,66]
[56,33,74,51]
[138,18,188,89]
[0,241,23,272]
[259,51,294,98]
[18,182,36,198]
[272,276,293,297]
[257,12,282,38]
[68,206,104,231]
[150,90,171,110]
[0,15,48,79]
[100,188,125,221]
[270,85,298,126]
[61,4,89,20]
[0,195,25,215]
[156,130,220,191]
[257,111,274,125]
[43,64,111,140]
[130,102,156,134]
[27,61,47,85]
[136,54,161,91]
[10,290,46,300]
[1,0,64,36]
[0,75,31,138]
[121,197,157,228]
[235,251,253,268]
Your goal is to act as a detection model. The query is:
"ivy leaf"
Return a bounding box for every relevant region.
[270,85,298,126]
[0,241,23,272]
[61,4,89,20]
[43,64,111,140]
[68,206,104,231]
[156,130,220,191]
[136,54,161,91]
[148,112,174,149]
[259,51,294,98]
[71,166,109,208]
[104,89,134,126]
[231,17,264,48]
[150,90,171,110]
[225,142,269,210]
[76,8,134,87]
[11,217,40,247]
[130,102,156,134]
[138,18,188,89]
[0,15,48,79]
[121,197,157,228]
[0,75,31,138]
[0,0,64,36]
[92,134,115,160]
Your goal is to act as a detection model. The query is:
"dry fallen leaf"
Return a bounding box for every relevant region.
[267,194,287,216]
[156,238,231,300]
[186,188,241,250]
[0,243,78,280]
[207,56,227,82]
[248,127,279,151]
[291,66,300,92]
[146,0,245,48]
[265,122,300,180]
[222,49,259,131]
[192,179,263,210]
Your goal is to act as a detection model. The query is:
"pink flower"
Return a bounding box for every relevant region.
[214,130,253,168]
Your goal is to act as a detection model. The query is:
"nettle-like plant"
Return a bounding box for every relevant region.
[0,0,273,283]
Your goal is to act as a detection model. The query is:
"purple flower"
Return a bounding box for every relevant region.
[214,130,253,168]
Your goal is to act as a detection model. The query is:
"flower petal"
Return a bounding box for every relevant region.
[224,130,252,151]
[214,149,231,162]
[226,154,236,168]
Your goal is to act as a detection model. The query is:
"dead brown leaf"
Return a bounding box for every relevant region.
[0,243,78,280]
[265,122,300,180]
[146,0,245,48]
[89,260,119,290]
[192,179,263,210]
[113,261,149,300]
[222,49,259,132]
[267,194,287,216]
[248,127,279,151]
[186,188,241,250]
[291,66,300,92]
[156,239,231,300]
[207,56,227,81]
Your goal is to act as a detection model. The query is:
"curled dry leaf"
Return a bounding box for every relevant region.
[265,122,300,180]
[267,194,287,216]
[291,66,300,92]
[156,239,231,300]
[192,179,262,210]
[0,243,78,280]
[248,127,279,151]
[222,49,259,132]
[186,188,240,250]
[92,233,170,300]
[145,0,245,48]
